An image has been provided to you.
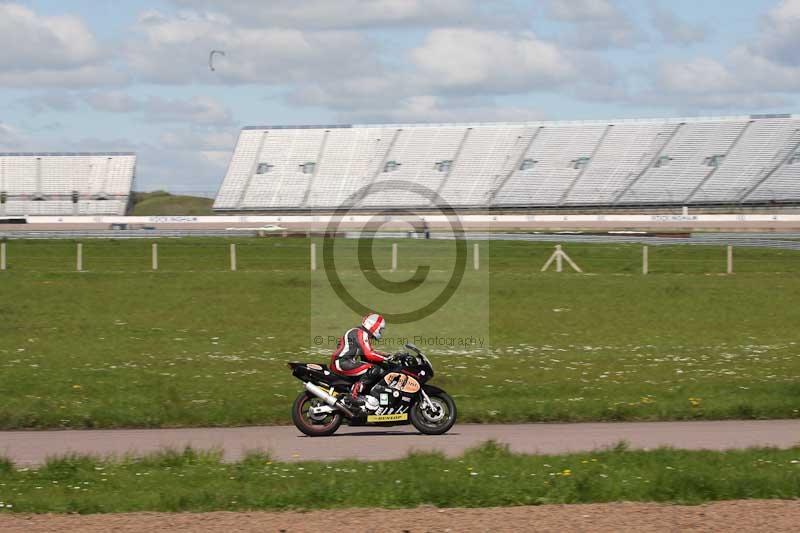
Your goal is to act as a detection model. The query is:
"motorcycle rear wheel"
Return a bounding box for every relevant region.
[292,392,343,437]
[410,391,457,435]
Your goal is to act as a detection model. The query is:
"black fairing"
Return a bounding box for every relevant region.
[421,384,447,396]
[288,362,355,389]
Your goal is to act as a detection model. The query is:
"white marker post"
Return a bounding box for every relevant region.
[541,245,583,273]
[76,243,83,272]
[643,245,649,275]
[474,243,480,271]
[230,243,237,272]
[391,243,397,272]
[310,242,317,272]
[152,243,158,271]
[727,245,733,274]
[0,242,6,271]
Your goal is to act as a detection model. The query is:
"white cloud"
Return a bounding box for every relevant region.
[123,11,578,118]
[758,0,800,66]
[139,96,234,125]
[337,94,548,123]
[658,57,740,95]
[159,129,237,151]
[149,128,236,191]
[728,47,800,93]
[650,4,706,46]
[0,122,26,150]
[16,92,78,114]
[18,90,234,127]
[0,64,126,89]
[547,0,641,48]
[167,0,523,30]
[125,10,379,85]
[646,53,795,110]
[0,4,99,68]
[643,0,800,111]
[85,92,234,125]
[135,142,230,192]
[0,4,123,88]
[411,28,576,93]
[82,90,140,113]
[285,73,415,112]
[549,0,619,21]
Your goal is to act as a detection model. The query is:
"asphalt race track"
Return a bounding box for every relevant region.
[3,420,799,465]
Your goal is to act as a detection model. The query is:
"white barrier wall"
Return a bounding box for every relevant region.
[21,213,800,225]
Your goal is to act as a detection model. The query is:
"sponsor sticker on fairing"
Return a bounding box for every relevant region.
[366,413,408,422]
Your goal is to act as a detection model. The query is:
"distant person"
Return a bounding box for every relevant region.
[330,313,389,411]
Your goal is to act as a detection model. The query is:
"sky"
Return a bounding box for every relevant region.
[0,0,798,194]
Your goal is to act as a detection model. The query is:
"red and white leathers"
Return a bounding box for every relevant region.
[331,315,389,400]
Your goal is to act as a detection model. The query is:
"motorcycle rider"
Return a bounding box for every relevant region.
[330,313,390,411]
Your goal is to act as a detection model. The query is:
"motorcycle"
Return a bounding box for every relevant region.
[288,343,456,436]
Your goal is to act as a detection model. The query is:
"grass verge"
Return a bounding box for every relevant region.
[0,442,799,513]
[0,238,798,428]
[129,191,213,216]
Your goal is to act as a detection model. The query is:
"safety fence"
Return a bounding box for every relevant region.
[0,237,798,274]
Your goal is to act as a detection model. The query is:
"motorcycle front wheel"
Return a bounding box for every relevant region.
[292,392,343,437]
[410,391,457,435]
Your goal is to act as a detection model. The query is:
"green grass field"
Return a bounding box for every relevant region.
[1,442,799,513]
[128,191,214,216]
[0,238,799,428]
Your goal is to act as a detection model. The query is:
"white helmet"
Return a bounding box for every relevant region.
[362,313,386,340]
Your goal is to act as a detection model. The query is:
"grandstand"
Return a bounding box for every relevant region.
[0,152,136,216]
[214,114,800,212]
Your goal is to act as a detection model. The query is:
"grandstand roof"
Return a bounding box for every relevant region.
[241,114,797,132]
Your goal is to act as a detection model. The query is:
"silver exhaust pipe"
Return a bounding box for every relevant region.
[305,382,355,417]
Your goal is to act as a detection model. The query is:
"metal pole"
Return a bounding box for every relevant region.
[152,243,158,271]
[76,243,83,272]
[728,244,733,274]
[643,245,648,275]
[391,243,397,272]
[230,243,237,272]
[0,242,6,271]
[310,242,317,272]
[474,243,480,271]
[556,244,563,273]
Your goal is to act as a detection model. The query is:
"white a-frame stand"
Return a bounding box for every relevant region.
[541,245,583,273]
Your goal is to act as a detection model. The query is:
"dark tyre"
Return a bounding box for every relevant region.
[410,391,457,435]
[292,392,342,437]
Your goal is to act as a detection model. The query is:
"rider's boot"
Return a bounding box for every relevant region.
[348,394,379,411]
[349,383,379,412]
[362,394,380,411]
